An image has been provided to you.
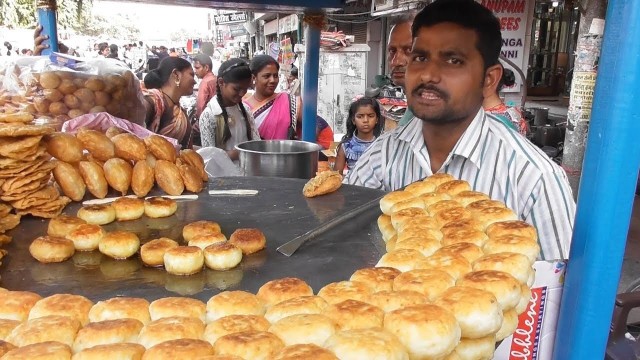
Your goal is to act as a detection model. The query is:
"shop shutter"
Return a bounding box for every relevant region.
[352,23,367,43]
[336,22,368,44]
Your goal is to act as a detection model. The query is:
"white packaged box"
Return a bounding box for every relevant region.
[494,260,567,360]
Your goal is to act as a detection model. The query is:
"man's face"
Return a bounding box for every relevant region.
[406,23,488,126]
[387,22,413,88]
[193,61,208,79]
[101,47,110,56]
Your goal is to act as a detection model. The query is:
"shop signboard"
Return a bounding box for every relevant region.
[230,24,249,37]
[479,0,529,93]
[214,12,247,26]
[278,14,299,34]
[265,19,278,35]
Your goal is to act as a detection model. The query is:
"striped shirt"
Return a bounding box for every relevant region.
[345,109,576,260]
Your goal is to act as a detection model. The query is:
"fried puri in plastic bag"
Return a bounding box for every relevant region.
[144,135,176,163]
[112,133,147,162]
[154,160,184,196]
[44,132,83,163]
[103,158,132,196]
[179,149,207,182]
[53,161,86,202]
[178,163,204,193]
[76,128,115,162]
[132,160,155,197]
[79,161,109,199]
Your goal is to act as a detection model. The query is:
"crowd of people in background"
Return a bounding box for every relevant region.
[2,23,333,164]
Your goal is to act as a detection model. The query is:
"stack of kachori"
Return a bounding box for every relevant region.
[45,129,208,201]
[373,174,541,358]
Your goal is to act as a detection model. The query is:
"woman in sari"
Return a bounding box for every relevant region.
[243,55,301,140]
[143,57,197,147]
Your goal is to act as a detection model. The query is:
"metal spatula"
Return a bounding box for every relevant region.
[277,194,385,257]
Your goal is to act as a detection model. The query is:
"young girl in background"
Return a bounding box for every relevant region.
[199,58,260,162]
[334,97,383,175]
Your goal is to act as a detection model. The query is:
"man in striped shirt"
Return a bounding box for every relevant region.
[345,0,575,260]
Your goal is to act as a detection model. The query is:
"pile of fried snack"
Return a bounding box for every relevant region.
[0,114,69,250]
[30,196,266,277]
[45,128,207,200]
[0,67,141,124]
[0,173,540,359]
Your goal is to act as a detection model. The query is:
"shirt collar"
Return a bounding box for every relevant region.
[395,108,488,169]
[396,114,424,148]
[450,108,487,169]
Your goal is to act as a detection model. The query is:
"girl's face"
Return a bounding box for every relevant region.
[176,68,196,96]
[254,64,279,98]
[219,78,252,106]
[353,105,378,134]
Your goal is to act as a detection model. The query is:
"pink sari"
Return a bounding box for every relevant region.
[244,93,295,140]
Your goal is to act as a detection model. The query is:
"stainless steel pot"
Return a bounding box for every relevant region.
[236,140,322,179]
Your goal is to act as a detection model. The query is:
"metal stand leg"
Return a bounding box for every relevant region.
[301,20,321,143]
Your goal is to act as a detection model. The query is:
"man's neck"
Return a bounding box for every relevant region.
[421,112,478,174]
[483,93,503,109]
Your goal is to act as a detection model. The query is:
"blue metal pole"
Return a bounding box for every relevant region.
[301,19,321,142]
[553,1,640,358]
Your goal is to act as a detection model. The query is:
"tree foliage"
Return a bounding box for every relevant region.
[0,1,141,40]
[0,0,91,30]
[0,0,37,28]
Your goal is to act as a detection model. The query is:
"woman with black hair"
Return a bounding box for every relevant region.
[483,67,528,135]
[143,56,196,147]
[334,97,383,175]
[199,58,259,162]
[243,55,301,140]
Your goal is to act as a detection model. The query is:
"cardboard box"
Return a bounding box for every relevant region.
[493,261,567,360]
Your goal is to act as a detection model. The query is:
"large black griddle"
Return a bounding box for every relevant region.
[1,177,386,302]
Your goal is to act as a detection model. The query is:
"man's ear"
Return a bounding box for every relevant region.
[483,63,503,98]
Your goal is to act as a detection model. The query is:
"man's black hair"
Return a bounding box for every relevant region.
[193,53,213,70]
[412,0,502,70]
